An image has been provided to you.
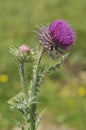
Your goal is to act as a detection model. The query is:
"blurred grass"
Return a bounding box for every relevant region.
[0,0,86,130]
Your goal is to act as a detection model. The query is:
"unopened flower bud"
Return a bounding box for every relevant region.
[20,44,30,54]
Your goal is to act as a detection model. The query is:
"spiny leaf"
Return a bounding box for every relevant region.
[8,92,37,115]
[35,108,47,129]
[14,120,24,130]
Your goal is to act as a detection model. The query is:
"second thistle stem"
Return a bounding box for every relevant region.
[30,47,44,130]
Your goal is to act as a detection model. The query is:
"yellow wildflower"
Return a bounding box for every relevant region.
[0,74,9,83]
[78,87,86,96]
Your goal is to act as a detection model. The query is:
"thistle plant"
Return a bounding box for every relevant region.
[8,20,76,130]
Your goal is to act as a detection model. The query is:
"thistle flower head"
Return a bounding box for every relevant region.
[36,20,76,56]
[49,20,76,49]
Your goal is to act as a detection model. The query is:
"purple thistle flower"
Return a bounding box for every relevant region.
[36,20,76,55]
[49,20,76,50]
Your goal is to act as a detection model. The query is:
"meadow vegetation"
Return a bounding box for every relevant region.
[0,0,86,130]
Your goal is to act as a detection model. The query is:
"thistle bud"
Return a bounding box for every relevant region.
[20,44,30,54]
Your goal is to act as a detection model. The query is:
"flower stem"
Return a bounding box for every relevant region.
[19,62,28,97]
[29,47,44,130]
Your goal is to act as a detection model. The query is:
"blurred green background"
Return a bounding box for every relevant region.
[0,0,86,130]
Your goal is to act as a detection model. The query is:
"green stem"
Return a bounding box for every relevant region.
[19,62,28,97]
[31,47,44,96]
[29,47,44,130]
